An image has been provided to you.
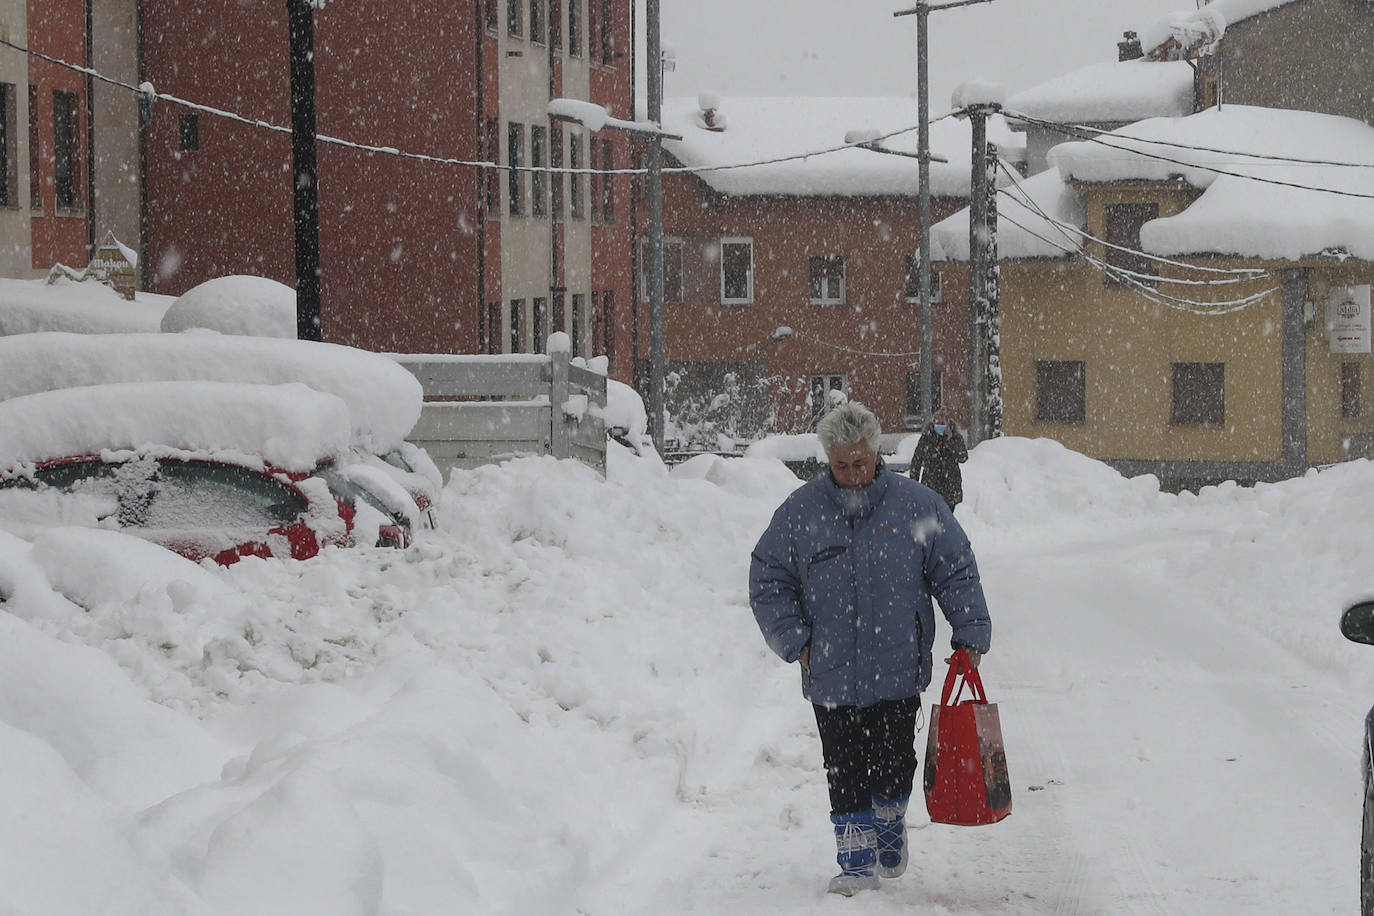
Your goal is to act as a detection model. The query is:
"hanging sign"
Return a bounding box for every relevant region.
[1327,285,1371,355]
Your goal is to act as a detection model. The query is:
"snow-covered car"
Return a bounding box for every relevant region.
[1340,599,1374,916]
[0,330,440,526]
[0,381,414,565]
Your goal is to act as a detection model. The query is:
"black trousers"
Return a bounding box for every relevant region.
[813,695,922,816]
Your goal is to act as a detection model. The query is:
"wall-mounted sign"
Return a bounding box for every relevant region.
[1327,284,1371,355]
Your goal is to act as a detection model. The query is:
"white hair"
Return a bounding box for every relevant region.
[816,401,882,456]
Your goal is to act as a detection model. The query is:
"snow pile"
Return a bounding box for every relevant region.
[160,275,297,339]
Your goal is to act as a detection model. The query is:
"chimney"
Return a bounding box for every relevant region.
[1118,30,1143,61]
[698,90,726,132]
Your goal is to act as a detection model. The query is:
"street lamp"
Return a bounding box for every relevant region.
[891,0,997,423]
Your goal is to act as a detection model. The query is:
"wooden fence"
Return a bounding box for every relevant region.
[393,348,607,478]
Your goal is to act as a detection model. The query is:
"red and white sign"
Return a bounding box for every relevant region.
[1327,285,1371,355]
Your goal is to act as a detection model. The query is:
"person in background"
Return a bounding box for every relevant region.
[909,416,969,512]
[748,401,992,896]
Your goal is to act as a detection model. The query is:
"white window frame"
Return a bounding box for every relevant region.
[720,237,754,305]
[904,254,943,304]
[809,255,846,306]
[810,373,848,415]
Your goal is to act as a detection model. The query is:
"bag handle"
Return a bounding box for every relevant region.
[939,647,988,707]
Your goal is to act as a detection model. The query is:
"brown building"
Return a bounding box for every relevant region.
[645,94,1017,445]
[135,0,636,371]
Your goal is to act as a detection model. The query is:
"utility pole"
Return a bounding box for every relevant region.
[287,0,322,341]
[646,0,667,454]
[895,0,997,426]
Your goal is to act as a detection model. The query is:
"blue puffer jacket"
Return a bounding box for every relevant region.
[749,462,991,707]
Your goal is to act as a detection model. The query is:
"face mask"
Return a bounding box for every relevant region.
[934,424,947,435]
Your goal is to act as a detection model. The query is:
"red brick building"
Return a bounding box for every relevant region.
[644,95,1014,441]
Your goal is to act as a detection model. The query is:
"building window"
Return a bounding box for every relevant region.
[485,116,500,216]
[510,299,525,352]
[599,0,613,64]
[531,125,547,217]
[904,255,943,304]
[0,83,15,208]
[53,90,82,211]
[809,255,846,306]
[530,0,545,43]
[904,370,943,427]
[721,238,754,305]
[1104,203,1158,287]
[601,290,615,366]
[550,125,564,221]
[1035,359,1086,423]
[571,293,586,357]
[533,297,547,352]
[638,237,683,303]
[27,85,39,212]
[507,0,523,36]
[568,0,582,56]
[507,122,524,215]
[179,113,199,152]
[1343,362,1362,420]
[600,138,613,222]
[481,300,501,353]
[569,133,584,218]
[811,374,848,417]
[1171,361,1224,426]
[486,0,499,31]
[550,0,562,48]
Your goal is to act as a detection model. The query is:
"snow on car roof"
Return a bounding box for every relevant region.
[0,381,352,472]
[0,332,422,453]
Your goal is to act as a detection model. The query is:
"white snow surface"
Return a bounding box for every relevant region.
[160,275,297,339]
[4,431,1374,913]
[0,277,172,335]
[1004,58,1194,124]
[0,332,423,453]
[659,96,1023,198]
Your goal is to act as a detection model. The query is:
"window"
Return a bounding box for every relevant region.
[600,138,613,222]
[1343,362,1362,420]
[571,293,585,357]
[510,299,525,352]
[482,301,501,354]
[507,122,524,215]
[1035,360,1085,423]
[550,0,562,48]
[720,238,754,304]
[530,0,545,43]
[53,90,81,211]
[809,256,846,306]
[568,0,582,56]
[1171,361,1224,426]
[599,0,613,64]
[27,85,39,211]
[811,374,848,416]
[1104,203,1158,287]
[179,113,199,152]
[485,116,500,216]
[569,134,584,218]
[904,370,943,427]
[531,125,547,217]
[550,125,564,221]
[507,0,523,36]
[486,0,499,31]
[601,290,615,365]
[532,297,547,352]
[638,237,683,303]
[904,255,943,304]
[0,83,15,207]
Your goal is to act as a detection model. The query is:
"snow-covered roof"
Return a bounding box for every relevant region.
[0,381,352,472]
[1004,59,1194,125]
[659,95,1024,198]
[935,105,1374,262]
[1138,0,1304,57]
[0,332,423,453]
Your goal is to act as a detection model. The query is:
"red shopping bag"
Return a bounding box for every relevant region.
[923,648,1012,826]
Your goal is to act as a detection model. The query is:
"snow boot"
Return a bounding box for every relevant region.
[873,793,910,879]
[827,810,880,896]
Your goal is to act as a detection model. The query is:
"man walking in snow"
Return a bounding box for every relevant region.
[748,401,992,896]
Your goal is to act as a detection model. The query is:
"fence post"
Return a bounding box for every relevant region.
[549,345,570,459]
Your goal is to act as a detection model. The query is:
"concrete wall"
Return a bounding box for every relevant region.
[0,0,31,275]
[89,0,140,267]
